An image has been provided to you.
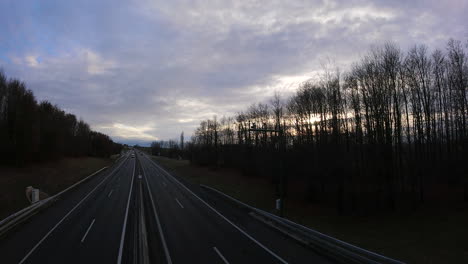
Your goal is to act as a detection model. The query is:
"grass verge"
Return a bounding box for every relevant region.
[151,155,468,264]
[0,157,112,220]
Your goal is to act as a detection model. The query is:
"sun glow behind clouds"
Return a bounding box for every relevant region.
[25,55,40,67]
[84,49,116,75]
[0,0,465,144]
[236,72,320,98]
[96,123,158,141]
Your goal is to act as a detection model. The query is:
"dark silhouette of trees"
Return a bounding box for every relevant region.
[150,139,181,159]
[0,71,122,166]
[180,131,184,151]
[188,39,468,213]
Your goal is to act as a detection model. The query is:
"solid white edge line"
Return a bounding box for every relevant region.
[141,159,173,264]
[213,247,230,264]
[18,157,128,264]
[54,166,109,199]
[108,189,114,198]
[116,156,136,264]
[144,154,289,264]
[175,198,184,209]
[81,219,96,243]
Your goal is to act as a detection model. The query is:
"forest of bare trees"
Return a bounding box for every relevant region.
[187,39,468,214]
[0,71,122,166]
[150,134,184,159]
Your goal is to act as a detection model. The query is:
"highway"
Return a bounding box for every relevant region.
[0,151,334,263]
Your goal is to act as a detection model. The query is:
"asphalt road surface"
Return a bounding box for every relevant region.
[0,151,335,264]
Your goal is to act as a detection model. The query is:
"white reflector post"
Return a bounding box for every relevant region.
[276,199,281,211]
[32,189,40,203]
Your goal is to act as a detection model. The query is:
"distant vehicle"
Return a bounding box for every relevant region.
[131,154,135,158]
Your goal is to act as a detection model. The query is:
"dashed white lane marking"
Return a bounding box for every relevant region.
[175,198,184,209]
[18,158,129,264]
[144,155,288,264]
[108,189,114,197]
[213,247,230,264]
[81,219,96,243]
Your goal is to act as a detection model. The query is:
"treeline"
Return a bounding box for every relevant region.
[189,39,468,214]
[150,132,185,159]
[0,71,122,166]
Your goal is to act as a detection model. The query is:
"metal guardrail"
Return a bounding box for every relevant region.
[0,165,112,238]
[0,153,130,234]
[200,184,405,264]
[0,198,54,238]
[0,199,45,227]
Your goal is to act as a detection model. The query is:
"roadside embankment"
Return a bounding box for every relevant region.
[150,155,468,264]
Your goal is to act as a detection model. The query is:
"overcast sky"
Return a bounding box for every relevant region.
[0,0,466,145]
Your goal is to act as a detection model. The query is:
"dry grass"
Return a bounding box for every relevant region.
[151,155,468,264]
[0,157,112,220]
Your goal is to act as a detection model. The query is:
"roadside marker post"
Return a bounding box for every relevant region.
[275,199,281,210]
[249,122,285,217]
[32,189,40,203]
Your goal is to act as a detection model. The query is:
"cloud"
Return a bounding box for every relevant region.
[84,49,116,75]
[25,55,40,67]
[96,123,158,141]
[9,54,41,68]
[0,0,466,145]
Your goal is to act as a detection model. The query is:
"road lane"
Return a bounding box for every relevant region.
[1,151,336,264]
[140,152,334,264]
[142,163,172,264]
[19,157,135,264]
[139,154,290,264]
[0,154,135,264]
